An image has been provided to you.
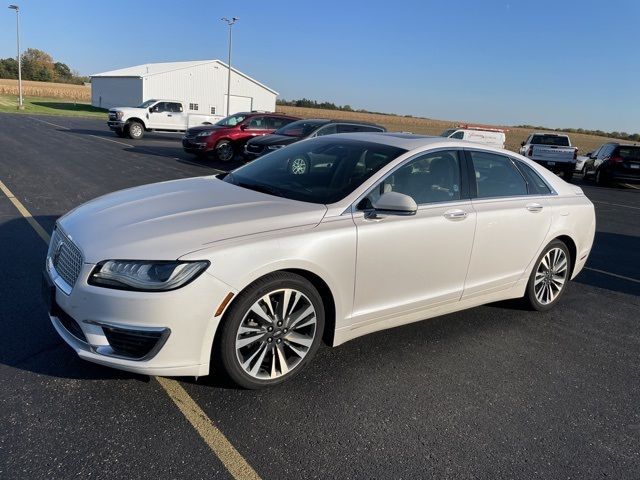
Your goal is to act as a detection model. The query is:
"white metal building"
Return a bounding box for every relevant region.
[90,60,278,115]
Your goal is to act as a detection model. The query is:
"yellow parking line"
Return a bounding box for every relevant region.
[156,377,261,480]
[0,180,51,244]
[0,179,261,480]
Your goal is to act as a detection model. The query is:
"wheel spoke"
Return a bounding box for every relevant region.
[280,289,293,319]
[250,304,273,325]
[276,344,289,375]
[248,343,269,377]
[288,305,315,330]
[261,294,276,318]
[284,332,313,348]
[236,332,265,349]
[284,340,307,358]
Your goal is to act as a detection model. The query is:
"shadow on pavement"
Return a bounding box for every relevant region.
[0,215,145,382]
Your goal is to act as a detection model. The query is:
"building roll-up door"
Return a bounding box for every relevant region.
[224,95,253,115]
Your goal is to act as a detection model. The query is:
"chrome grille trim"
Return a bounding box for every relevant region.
[47,228,84,293]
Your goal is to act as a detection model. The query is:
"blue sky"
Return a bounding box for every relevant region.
[1,0,638,132]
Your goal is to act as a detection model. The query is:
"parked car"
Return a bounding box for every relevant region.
[440,124,506,149]
[108,99,221,140]
[44,133,595,389]
[182,112,299,161]
[519,133,578,180]
[575,154,589,174]
[244,119,386,161]
[583,142,640,185]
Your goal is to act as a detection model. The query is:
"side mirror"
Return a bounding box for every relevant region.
[240,124,248,130]
[371,192,417,216]
[520,141,526,147]
[149,107,153,113]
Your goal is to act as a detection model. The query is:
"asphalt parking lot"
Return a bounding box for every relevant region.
[1,112,639,479]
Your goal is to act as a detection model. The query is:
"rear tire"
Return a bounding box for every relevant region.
[127,121,144,140]
[523,240,571,311]
[214,272,325,389]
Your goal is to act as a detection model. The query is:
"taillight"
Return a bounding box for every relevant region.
[527,146,533,156]
[610,155,624,163]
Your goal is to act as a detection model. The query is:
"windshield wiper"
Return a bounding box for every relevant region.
[237,182,283,198]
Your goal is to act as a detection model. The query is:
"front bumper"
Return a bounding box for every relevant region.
[182,137,209,152]
[45,263,236,377]
[107,120,125,130]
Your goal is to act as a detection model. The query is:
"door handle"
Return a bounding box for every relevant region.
[167,114,172,117]
[526,202,544,212]
[443,209,468,220]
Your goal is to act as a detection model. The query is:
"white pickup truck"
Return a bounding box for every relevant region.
[107,99,222,140]
[519,133,578,181]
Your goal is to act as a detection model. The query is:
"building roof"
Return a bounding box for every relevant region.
[91,60,278,94]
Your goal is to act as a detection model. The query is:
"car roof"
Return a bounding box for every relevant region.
[331,132,459,150]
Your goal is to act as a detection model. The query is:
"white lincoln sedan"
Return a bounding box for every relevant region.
[44,133,595,388]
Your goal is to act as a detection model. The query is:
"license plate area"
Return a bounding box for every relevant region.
[547,161,556,166]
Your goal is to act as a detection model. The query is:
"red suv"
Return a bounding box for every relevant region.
[182,112,299,161]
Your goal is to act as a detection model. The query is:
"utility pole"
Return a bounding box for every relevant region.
[8,4,23,109]
[221,17,238,116]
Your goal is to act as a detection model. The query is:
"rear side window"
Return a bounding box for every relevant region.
[266,117,292,130]
[470,151,528,198]
[615,146,640,161]
[530,135,570,147]
[514,161,552,194]
[314,124,337,136]
[450,131,465,139]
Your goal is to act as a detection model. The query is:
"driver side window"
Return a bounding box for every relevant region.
[363,150,462,207]
[151,102,167,113]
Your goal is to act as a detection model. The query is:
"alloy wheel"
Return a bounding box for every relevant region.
[533,247,568,305]
[290,157,308,175]
[235,288,317,380]
[216,142,234,161]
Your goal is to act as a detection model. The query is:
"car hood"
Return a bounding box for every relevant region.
[58,177,327,263]
[248,134,301,147]
[186,125,227,135]
[109,107,146,114]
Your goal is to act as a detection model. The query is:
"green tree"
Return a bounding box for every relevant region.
[0,57,19,79]
[21,48,55,82]
[54,61,72,81]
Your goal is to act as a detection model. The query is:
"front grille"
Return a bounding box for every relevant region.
[54,302,88,343]
[102,326,167,359]
[48,229,84,289]
[108,112,117,120]
[246,144,263,153]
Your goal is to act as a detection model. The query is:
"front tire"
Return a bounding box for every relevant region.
[214,139,235,162]
[127,121,144,140]
[523,240,571,311]
[595,169,608,186]
[214,272,325,389]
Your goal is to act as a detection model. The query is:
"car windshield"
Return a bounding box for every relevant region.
[216,114,248,127]
[275,120,327,138]
[137,99,157,108]
[222,137,407,204]
[530,135,570,146]
[440,129,457,137]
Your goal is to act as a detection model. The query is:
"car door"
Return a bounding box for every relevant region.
[350,149,476,326]
[462,149,553,299]
[240,116,272,142]
[164,102,185,129]
[148,102,172,129]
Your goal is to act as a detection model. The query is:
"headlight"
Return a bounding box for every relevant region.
[266,145,284,151]
[115,111,124,120]
[196,131,211,137]
[89,260,210,291]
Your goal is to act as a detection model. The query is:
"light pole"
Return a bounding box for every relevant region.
[221,17,238,116]
[8,4,23,109]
